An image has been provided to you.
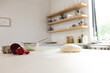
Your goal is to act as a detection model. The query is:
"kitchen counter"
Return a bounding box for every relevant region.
[0,46,110,73]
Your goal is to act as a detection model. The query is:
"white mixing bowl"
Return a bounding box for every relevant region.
[23,43,37,51]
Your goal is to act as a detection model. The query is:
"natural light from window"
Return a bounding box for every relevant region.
[95,0,110,41]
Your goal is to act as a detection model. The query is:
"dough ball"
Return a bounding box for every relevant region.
[60,44,82,53]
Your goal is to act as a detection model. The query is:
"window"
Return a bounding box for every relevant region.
[93,0,110,41]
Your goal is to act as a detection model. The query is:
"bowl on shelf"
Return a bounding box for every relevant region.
[22,42,37,51]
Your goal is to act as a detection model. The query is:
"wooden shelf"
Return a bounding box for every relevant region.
[48,26,88,33]
[47,14,87,25]
[47,3,87,18]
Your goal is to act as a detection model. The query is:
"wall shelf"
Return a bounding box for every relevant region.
[48,26,88,33]
[47,3,87,18]
[47,14,87,25]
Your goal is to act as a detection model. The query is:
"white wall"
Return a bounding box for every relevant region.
[50,0,93,44]
[0,0,50,46]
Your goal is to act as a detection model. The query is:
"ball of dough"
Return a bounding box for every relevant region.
[60,44,82,53]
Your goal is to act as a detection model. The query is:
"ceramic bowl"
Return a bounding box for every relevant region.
[23,43,37,51]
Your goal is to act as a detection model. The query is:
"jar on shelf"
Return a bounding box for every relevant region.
[79,19,85,26]
[66,36,69,43]
[75,10,81,16]
[48,26,54,31]
[69,36,74,43]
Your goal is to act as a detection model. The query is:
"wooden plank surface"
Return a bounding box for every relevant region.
[47,14,87,25]
[48,26,88,33]
[47,3,87,18]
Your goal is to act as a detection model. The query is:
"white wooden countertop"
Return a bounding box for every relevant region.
[0,46,110,73]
